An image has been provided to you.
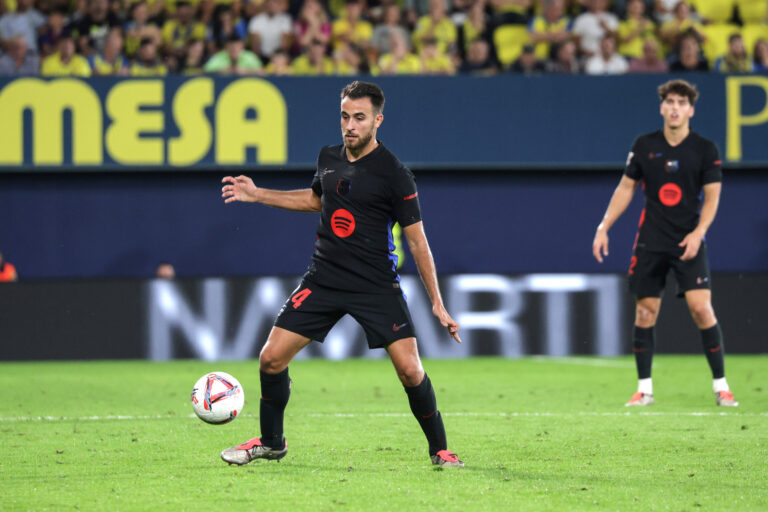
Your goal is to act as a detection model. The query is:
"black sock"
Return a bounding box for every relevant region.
[633,326,655,380]
[701,324,725,379]
[404,374,447,457]
[259,368,290,449]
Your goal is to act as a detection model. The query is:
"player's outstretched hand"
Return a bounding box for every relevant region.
[222,175,260,204]
[433,304,461,343]
[592,227,609,263]
[678,231,702,261]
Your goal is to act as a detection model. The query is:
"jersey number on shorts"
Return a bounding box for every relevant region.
[629,255,638,275]
[291,288,312,309]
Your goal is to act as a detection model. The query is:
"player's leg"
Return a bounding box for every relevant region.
[221,327,311,465]
[674,245,738,406]
[626,248,668,406]
[258,327,313,448]
[626,296,661,406]
[385,337,462,467]
[684,290,738,406]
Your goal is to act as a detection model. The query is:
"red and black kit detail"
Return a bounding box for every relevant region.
[307,143,421,294]
[624,130,722,253]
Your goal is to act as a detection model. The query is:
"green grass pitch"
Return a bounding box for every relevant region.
[1,356,766,511]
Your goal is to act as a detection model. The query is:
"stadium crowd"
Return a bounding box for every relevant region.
[0,0,766,76]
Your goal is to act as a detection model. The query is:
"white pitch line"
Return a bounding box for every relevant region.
[529,357,636,369]
[0,411,765,422]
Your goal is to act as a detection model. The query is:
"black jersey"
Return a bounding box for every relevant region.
[624,130,722,252]
[304,142,421,293]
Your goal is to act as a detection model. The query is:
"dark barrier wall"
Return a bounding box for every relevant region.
[0,274,764,361]
[1,75,768,170]
[1,170,767,278]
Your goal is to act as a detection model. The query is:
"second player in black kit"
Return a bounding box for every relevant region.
[624,129,721,298]
[219,81,465,467]
[593,79,738,408]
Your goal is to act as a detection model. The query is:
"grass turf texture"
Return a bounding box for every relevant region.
[1,356,766,512]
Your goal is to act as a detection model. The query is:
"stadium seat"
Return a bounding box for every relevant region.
[735,0,768,23]
[741,23,768,54]
[700,24,742,63]
[493,25,531,67]
[691,0,736,23]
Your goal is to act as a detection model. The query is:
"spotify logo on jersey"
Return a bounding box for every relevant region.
[659,183,682,206]
[331,209,356,238]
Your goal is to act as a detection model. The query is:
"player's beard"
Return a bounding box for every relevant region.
[345,127,374,155]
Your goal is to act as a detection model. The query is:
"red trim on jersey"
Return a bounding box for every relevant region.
[403,192,418,200]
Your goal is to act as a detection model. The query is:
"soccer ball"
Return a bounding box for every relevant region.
[190,372,245,424]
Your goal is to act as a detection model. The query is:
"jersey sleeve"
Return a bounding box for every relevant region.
[623,137,643,180]
[311,152,324,197]
[390,166,422,227]
[701,140,723,184]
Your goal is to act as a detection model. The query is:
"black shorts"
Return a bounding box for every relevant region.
[274,279,416,349]
[628,244,712,298]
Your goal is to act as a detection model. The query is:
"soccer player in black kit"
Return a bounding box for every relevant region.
[592,79,738,407]
[219,81,465,466]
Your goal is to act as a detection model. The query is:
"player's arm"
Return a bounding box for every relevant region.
[592,174,639,263]
[403,221,461,343]
[221,175,321,212]
[679,182,720,261]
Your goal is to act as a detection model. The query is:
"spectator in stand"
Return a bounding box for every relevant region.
[331,0,373,53]
[585,33,628,73]
[628,37,668,72]
[545,38,580,72]
[572,0,618,58]
[162,1,206,61]
[156,262,175,279]
[209,5,247,54]
[265,48,293,73]
[714,33,753,73]
[458,37,496,74]
[653,0,679,23]
[754,39,768,73]
[419,35,454,73]
[617,0,656,59]
[334,41,371,73]
[0,250,17,282]
[0,0,45,54]
[489,0,530,25]
[291,36,335,73]
[413,0,456,56]
[179,37,205,74]
[509,43,545,73]
[459,0,493,61]
[131,36,167,74]
[292,0,331,55]
[248,0,292,61]
[659,1,704,49]
[371,4,409,57]
[123,2,161,59]
[0,35,39,74]
[41,30,92,75]
[379,29,422,73]
[668,30,708,71]
[528,0,571,61]
[38,8,68,58]
[89,27,129,74]
[205,33,263,73]
[71,0,122,56]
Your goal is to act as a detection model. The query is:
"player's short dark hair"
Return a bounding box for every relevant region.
[657,79,699,105]
[341,81,385,114]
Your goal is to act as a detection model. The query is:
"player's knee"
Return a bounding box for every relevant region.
[259,347,286,374]
[397,364,425,387]
[635,304,658,327]
[689,301,715,326]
